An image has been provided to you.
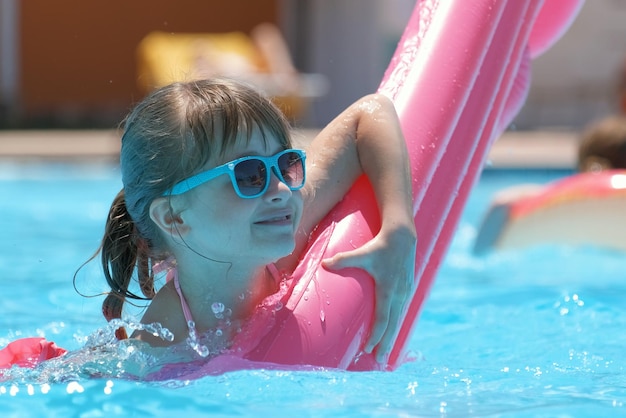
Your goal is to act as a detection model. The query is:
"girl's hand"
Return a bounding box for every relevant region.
[322,223,417,363]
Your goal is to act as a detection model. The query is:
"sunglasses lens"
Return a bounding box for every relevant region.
[234,159,267,197]
[278,151,305,188]
[232,151,305,197]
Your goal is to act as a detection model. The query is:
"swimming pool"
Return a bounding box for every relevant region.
[0,162,624,417]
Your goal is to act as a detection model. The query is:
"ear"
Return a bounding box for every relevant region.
[149,197,189,237]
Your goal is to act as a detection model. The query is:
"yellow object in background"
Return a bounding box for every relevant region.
[135,25,326,121]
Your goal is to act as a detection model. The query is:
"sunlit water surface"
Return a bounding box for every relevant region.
[0,162,624,417]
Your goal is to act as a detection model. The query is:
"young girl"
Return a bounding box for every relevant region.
[98,78,416,365]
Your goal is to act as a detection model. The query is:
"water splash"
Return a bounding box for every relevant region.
[83,318,174,349]
[185,320,209,358]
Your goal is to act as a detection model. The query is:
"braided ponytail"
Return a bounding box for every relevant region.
[101,189,155,339]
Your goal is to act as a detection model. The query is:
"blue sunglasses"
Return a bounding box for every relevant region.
[164,149,306,198]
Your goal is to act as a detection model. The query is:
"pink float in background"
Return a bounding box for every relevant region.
[0,0,585,377]
[473,170,626,253]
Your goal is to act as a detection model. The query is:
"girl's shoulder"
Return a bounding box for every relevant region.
[131,281,189,346]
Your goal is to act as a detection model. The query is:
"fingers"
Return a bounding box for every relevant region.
[367,266,414,363]
[320,253,348,271]
[322,241,416,366]
[372,281,410,362]
[325,249,395,359]
[321,245,370,271]
[364,287,392,354]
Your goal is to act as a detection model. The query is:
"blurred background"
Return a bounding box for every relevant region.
[0,0,625,132]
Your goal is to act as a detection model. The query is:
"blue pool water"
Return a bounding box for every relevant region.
[0,162,625,417]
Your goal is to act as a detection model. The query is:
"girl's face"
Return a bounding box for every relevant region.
[175,129,304,266]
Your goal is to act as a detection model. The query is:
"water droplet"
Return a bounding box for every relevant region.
[212,302,225,314]
[212,302,225,318]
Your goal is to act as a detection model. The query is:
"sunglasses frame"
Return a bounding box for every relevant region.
[164,149,306,198]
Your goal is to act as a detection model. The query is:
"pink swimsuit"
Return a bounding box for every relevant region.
[154,259,283,356]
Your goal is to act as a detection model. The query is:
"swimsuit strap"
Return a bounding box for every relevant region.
[171,268,195,325]
[170,267,208,357]
[153,258,209,356]
[153,257,195,325]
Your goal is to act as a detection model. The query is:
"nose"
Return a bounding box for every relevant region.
[263,169,292,201]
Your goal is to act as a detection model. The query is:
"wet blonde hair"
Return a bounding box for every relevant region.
[95,78,292,337]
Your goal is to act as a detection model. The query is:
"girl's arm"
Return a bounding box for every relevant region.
[279,93,417,362]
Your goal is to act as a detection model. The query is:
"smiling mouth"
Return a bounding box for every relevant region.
[256,214,292,224]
